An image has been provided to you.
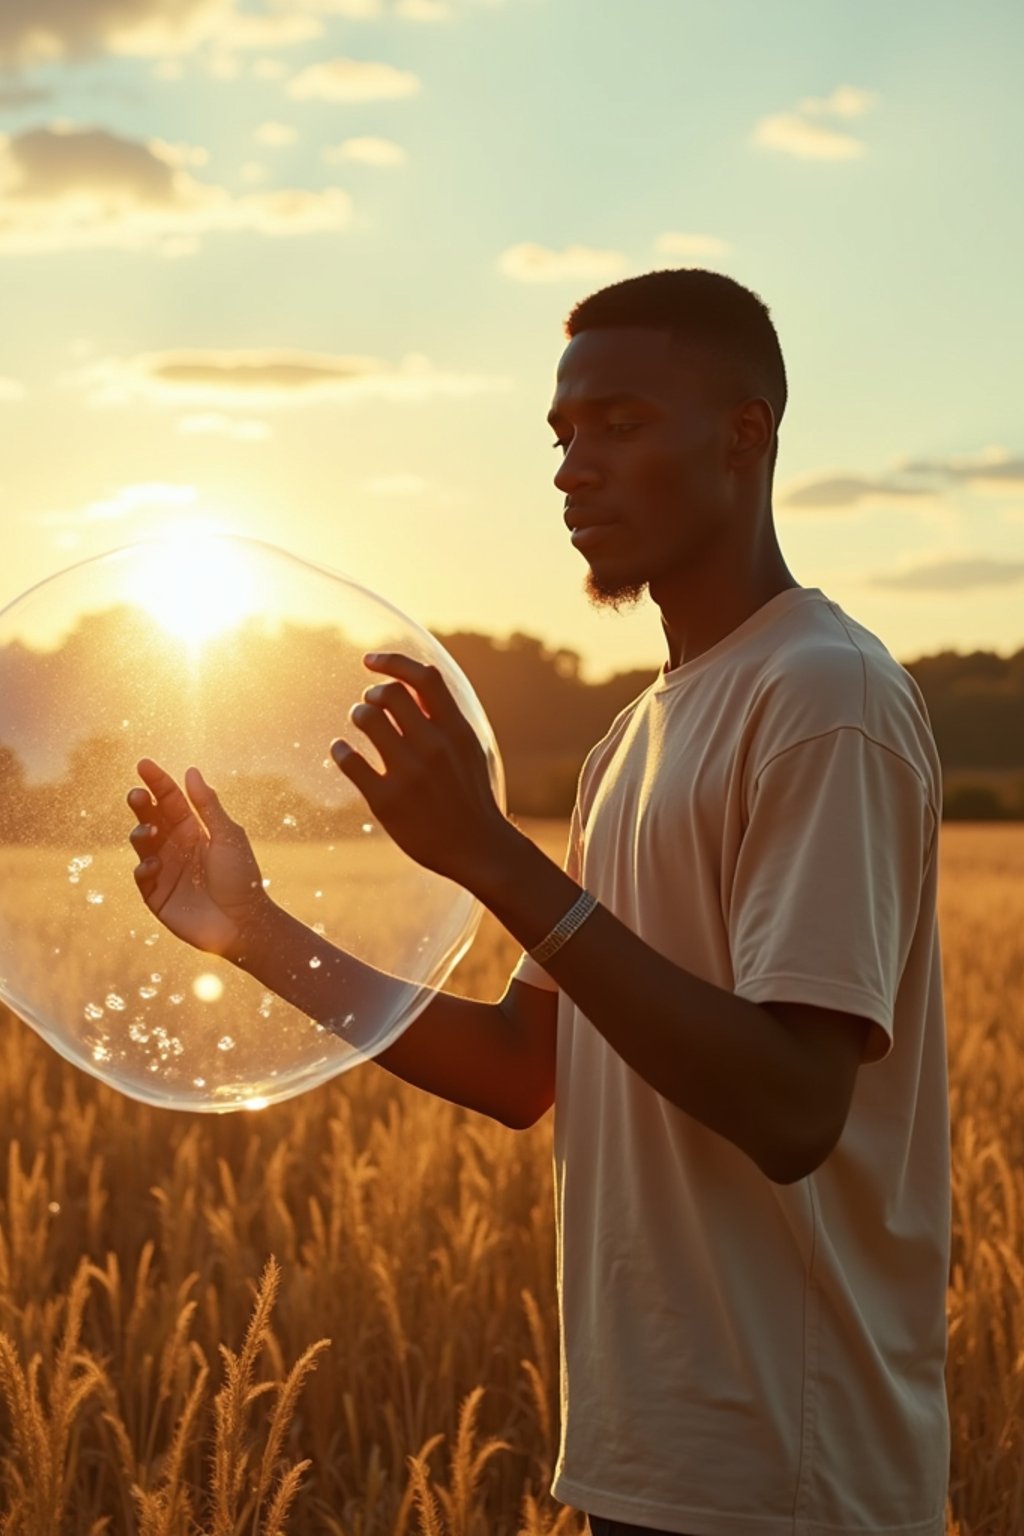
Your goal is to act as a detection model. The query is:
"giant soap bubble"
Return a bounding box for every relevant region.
[0,533,505,1111]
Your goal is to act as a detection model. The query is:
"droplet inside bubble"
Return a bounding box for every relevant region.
[84,1002,104,1021]
[86,890,104,905]
[309,956,321,969]
[138,986,158,1000]
[105,993,126,1011]
[217,1035,235,1052]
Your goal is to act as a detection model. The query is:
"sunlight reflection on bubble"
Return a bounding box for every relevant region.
[193,974,224,1003]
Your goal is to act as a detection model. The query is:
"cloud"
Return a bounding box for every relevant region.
[287,58,421,102]
[0,0,325,68]
[868,556,1024,592]
[0,376,26,401]
[208,10,321,50]
[751,83,878,161]
[178,412,270,439]
[0,0,229,67]
[0,83,51,107]
[0,124,352,254]
[36,482,199,527]
[780,473,934,513]
[269,0,452,16]
[255,120,299,147]
[498,242,628,283]
[893,446,1024,489]
[323,136,407,166]
[652,232,730,259]
[67,347,514,407]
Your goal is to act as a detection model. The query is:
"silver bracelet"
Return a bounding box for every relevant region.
[529,890,598,964]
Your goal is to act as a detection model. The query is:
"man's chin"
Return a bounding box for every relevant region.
[583,566,649,613]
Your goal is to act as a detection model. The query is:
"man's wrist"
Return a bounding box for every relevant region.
[224,893,282,969]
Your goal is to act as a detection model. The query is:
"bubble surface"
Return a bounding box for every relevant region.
[0,533,504,1111]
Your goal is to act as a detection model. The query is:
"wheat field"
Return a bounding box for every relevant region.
[0,819,1020,1534]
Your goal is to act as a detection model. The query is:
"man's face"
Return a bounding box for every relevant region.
[547,326,735,611]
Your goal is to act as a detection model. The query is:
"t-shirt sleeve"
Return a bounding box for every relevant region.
[729,727,938,1065]
[508,802,584,994]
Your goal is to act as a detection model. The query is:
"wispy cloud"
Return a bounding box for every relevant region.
[868,556,1024,592]
[0,125,352,254]
[178,413,271,440]
[751,84,878,161]
[0,0,228,67]
[67,347,513,406]
[498,242,628,283]
[780,473,935,514]
[287,58,421,102]
[35,481,199,527]
[0,82,50,107]
[893,447,1024,489]
[270,0,452,16]
[323,136,408,166]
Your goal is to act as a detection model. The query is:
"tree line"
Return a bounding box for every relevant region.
[1,613,1022,839]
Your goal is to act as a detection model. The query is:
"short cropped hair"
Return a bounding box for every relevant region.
[565,268,787,475]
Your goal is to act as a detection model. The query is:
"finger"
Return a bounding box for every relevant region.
[362,653,468,734]
[184,767,242,842]
[136,758,195,831]
[347,697,419,771]
[127,786,158,819]
[133,855,162,903]
[129,821,166,855]
[360,680,436,749]
[330,739,385,803]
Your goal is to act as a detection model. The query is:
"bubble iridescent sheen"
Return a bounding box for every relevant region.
[0,533,505,1111]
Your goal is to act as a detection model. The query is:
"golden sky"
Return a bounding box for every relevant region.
[1,0,1022,679]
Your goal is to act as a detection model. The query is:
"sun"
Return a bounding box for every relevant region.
[140,533,260,653]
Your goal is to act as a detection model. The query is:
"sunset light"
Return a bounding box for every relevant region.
[140,534,262,653]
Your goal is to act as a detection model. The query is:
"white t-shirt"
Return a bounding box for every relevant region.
[511,586,950,1536]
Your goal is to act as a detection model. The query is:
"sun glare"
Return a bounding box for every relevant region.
[140,535,260,653]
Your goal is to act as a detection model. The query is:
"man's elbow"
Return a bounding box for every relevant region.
[501,1090,555,1131]
[762,1123,841,1185]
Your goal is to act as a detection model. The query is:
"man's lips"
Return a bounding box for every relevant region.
[570,522,617,551]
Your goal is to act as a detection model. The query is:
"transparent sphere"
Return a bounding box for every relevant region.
[0,533,505,1111]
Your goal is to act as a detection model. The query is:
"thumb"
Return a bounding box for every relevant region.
[185,766,238,840]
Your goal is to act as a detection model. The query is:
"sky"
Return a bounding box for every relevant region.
[0,0,1022,682]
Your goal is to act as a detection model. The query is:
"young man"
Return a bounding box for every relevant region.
[128,269,951,1536]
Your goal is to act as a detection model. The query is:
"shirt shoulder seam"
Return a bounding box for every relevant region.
[754,723,935,808]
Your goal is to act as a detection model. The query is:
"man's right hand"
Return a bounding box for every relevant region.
[126,758,270,959]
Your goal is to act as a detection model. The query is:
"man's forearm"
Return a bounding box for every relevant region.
[473,822,822,1182]
[230,899,543,1127]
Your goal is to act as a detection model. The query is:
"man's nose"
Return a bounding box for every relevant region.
[553,442,600,495]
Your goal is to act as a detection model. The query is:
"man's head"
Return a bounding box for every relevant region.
[548,268,787,611]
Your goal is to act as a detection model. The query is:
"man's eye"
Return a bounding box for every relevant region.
[608,422,640,435]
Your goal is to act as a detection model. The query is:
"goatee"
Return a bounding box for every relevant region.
[584,568,648,614]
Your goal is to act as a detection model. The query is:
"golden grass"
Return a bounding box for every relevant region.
[0,819,1019,1534]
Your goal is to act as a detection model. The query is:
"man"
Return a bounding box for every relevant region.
[127,268,951,1536]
